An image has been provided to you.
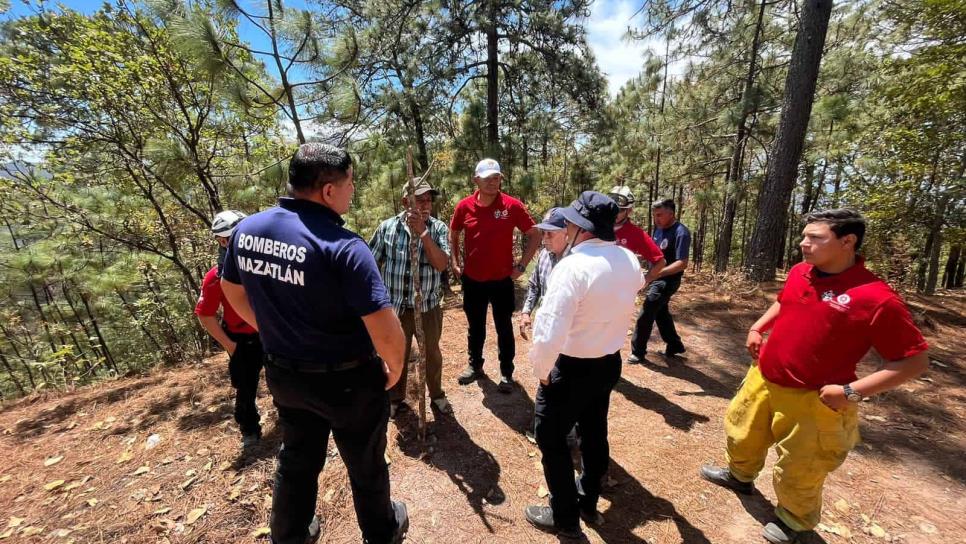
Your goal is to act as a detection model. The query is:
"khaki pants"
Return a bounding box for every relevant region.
[390,306,445,403]
[726,365,860,531]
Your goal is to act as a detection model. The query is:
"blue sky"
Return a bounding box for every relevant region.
[586,0,660,95]
[4,0,664,96]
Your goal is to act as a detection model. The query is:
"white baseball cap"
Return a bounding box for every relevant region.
[474,158,501,178]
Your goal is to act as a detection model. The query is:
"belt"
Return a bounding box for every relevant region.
[225,330,259,343]
[264,353,374,374]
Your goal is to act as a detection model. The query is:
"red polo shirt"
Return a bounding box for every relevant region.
[615,220,664,264]
[194,266,257,335]
[450,190,536,281]
[759,259,927,390]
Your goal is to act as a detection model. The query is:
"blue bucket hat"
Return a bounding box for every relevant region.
[559,191,619,241]
[535,207,567,231]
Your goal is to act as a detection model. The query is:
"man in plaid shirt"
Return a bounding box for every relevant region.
[369,178,452,416]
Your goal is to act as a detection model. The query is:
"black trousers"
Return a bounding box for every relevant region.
[226,332,264,436]
[264,359,397,544]
[534,352,622,529]
[461,274,516,377]
[630,277,684,356]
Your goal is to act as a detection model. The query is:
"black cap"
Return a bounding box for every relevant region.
[535,207,567,231]
[559,191,619,241]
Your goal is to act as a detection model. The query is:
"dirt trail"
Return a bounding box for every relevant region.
[1,280,963,543]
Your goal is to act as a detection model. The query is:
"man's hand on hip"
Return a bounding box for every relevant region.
[819,384,850,411]
[746,330,763,359]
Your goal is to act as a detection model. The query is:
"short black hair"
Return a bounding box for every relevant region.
[651,198,676,213]
[288,143,352,192]
[805,208,866,250]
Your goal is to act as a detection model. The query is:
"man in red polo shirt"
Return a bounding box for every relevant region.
[450,158,541,393]
[195,210,265,449]
[609,185,666,267]
[700,209,929,544]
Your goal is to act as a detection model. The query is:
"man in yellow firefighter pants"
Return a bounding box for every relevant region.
[700,209,929,544]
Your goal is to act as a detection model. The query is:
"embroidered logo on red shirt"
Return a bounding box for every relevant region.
[493,209,509,219]
[829,292,852,312]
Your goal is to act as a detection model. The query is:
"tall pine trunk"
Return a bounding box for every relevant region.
[651,32,671,232]
[944,244,962,289]
[745,0,834,281]
[715,0,767,273]
[924,196,949,294]
[485,0,500,158]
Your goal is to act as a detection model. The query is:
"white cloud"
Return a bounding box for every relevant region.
[586,0,690,97]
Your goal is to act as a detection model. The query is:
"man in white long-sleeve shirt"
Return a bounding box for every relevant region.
[524,191,645,538]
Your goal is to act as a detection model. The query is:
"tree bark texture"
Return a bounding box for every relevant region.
[745,0,834,282]
[715,0,767,273]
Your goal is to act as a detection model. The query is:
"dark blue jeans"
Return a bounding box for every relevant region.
[265,359,397,544]
[461,274,516,377]
[226,333,263,436]
[630,277,684,356]
[534,352,622,529]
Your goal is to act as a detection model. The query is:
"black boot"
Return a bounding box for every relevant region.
[523,505,582,538]
[457,365,482,385]
[305,515,321,544]
[664,343,687,357]
[390,500,409,543]
[699,465,754,494]
[762,519,801,543]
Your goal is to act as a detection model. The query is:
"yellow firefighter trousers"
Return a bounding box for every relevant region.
[725,365,860,531]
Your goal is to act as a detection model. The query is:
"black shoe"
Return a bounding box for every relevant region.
[390,500,409,543]
[626,353,645,364]
[457,366,482,385]
[762,519,801,543]
[390,401,408,419]
[699,465,754,495]
[498,375,514,393]
[241,431,261,449]
[664,344,687,357]
[524,505,582,538]
[574,477,601,525]
[579,507,604,526]
[305,514,321,544]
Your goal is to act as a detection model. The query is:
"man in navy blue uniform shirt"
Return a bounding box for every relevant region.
[629,198,692,363]
[221,143,409,544]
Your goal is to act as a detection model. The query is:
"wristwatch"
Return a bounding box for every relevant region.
[843,383,862,402]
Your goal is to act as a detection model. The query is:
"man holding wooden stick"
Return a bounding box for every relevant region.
[369,177,451,418]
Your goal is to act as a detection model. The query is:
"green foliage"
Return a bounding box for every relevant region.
[0,0,962,399]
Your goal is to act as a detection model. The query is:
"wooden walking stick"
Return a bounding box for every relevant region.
[404,147,428,441]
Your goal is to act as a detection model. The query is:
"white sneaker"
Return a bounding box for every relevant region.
[432,397,453,414]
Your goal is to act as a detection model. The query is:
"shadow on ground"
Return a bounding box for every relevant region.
[595,458,712,543]
[396,408,507,533]
[479,374,535,437]
[614,376,709,431]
